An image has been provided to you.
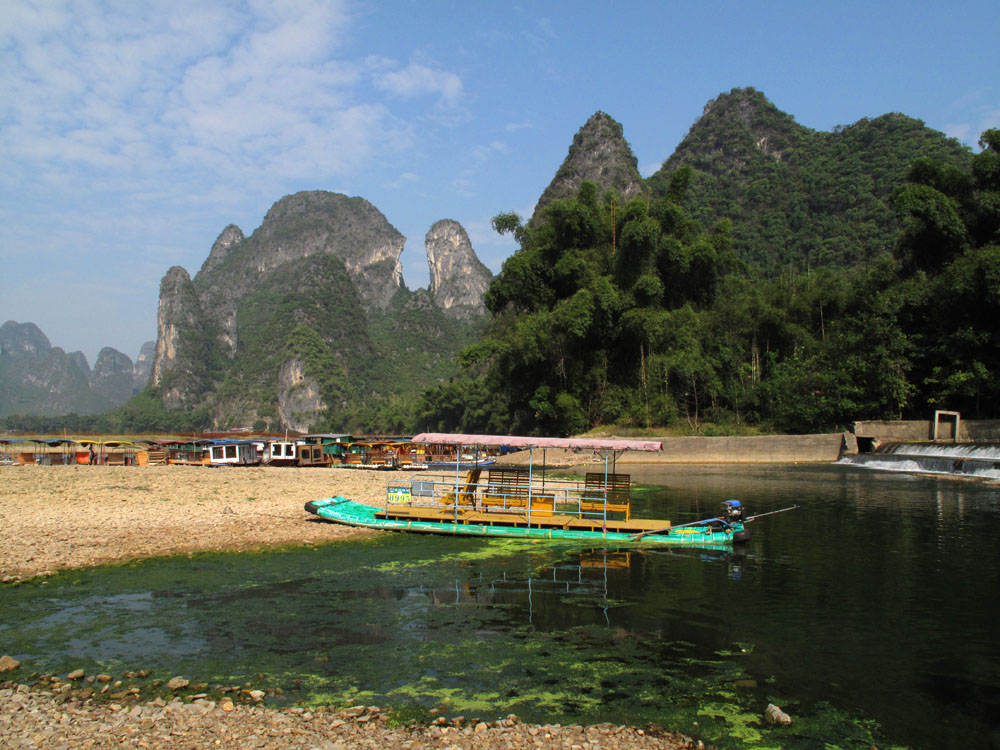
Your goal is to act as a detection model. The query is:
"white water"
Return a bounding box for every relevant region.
[880,442,1000,459]
[839,442,1000,479]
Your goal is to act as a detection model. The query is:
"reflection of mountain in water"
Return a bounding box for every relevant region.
[840,442,1000,479]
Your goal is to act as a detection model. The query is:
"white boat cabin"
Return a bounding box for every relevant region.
[266,441,300,464]
[207,441,260,466]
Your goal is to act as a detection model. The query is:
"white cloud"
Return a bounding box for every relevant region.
[945,110,1000,149]
[0,0,455,200]
[0,0,477,338]
[385,172,419,189]
[471,140,510,162]
[505,120,533,132]
[976,110,1000,140]
[374,61,464,105]
[451,170,476,198]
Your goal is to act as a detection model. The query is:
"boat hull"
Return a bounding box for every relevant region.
[305,497,743,548]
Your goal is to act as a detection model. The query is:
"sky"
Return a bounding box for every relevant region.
[2,0,998,365]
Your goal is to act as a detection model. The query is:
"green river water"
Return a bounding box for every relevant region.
[2,463,998,749]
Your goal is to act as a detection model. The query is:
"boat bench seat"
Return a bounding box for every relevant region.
[481,468,532,508]
[478,468,556,517]
[580,472,631,520]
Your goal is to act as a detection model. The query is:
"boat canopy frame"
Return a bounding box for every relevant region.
[404,433,662,525]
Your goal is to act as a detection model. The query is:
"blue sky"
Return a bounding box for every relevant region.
[2,0,997,365]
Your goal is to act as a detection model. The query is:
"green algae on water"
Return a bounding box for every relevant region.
[0,533,908,749]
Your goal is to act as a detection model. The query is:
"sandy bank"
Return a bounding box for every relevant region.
[0,464,395,580]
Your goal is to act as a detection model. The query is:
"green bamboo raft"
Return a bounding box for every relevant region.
[304,497,747,548]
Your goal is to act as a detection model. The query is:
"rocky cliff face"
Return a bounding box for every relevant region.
[199,224,245,276]
[184,192,406,364]
[68,351,90,374]
[425,220,492,318]
[277,358,325,433]
[151,267,223,408]
[532,111,645,221]
[146,191,488,431]
[197,192,404,311]
[656,88,805,181]
[133,341,156,391]
[0,321,51,357]
[150,191,406,414]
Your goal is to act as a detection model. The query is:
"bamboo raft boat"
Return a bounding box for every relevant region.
[305,434,755,548]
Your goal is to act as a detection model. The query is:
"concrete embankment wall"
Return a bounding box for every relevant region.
[500,433,849,466]
[853,419,1000,442]
[619,433,848,464]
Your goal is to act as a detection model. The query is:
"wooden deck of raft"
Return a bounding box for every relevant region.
[376,468,671,534]
[374,505,669,534]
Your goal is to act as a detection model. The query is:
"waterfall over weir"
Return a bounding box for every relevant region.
[839,441,1000,479]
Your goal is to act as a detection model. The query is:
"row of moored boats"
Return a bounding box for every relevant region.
[0,433,498,469]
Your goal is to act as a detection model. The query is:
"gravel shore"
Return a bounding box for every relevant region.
[1,682,700,750]
[0,464,700,749]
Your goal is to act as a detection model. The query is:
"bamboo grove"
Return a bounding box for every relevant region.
[417,130,1000,436]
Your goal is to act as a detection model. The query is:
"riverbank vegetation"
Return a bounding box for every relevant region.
[418,130,999,436]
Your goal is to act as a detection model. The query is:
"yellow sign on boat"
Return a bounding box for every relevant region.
[387,487,412,504]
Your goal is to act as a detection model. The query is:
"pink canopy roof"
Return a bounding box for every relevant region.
[410,433,662,452]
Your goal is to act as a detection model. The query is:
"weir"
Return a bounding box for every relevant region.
[839,441,1000,479]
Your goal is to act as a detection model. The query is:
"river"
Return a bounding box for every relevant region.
[1,463,998,748]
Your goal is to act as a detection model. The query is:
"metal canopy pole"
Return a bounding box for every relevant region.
[455,443,463,521]
[603,449,610,527]
[527,446,535,525]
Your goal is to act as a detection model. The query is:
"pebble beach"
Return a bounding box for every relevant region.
[0,464,700,749]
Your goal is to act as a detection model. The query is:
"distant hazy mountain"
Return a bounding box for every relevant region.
[0,321,154,417]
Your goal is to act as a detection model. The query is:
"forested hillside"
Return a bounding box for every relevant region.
[418,129,999,435]
[648,88,971,271]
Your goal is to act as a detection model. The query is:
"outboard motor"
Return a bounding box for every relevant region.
[721,500,744,524]
[722,500,750,543]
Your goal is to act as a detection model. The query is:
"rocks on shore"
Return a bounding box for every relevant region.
[1,681,700,750]
[0,655,20,672]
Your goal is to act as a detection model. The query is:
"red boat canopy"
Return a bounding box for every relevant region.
[410,433,662,453]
